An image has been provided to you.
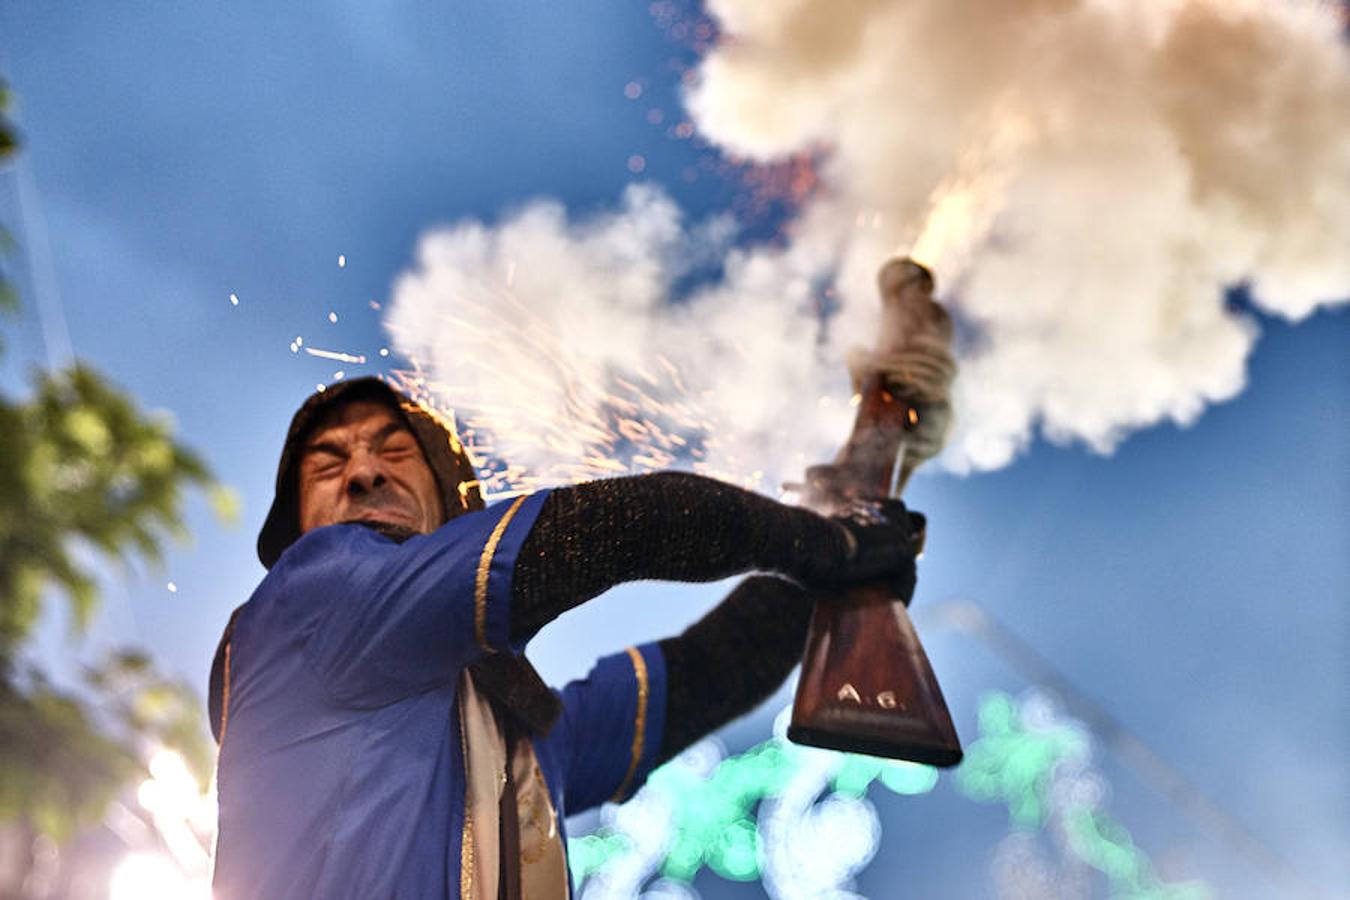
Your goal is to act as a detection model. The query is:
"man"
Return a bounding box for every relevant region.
[209,376,921,899]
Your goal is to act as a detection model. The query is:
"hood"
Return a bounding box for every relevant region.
[215,377,560,742]
[257,376,484,569]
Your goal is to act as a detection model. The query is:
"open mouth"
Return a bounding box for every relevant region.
[352,509,415,529]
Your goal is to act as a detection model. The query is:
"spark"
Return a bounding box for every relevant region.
[386,266,797,500]
[228,293,239,306]
[379,347,390,357]
[166,582,177,593]
[303,347,368,364]
[337,254,346,268]
[328,311,338,323]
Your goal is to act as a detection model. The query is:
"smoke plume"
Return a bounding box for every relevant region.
[388,0,1350,480]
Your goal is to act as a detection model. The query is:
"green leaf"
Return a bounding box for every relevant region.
[0,276,220,835]
[209,483,243,525]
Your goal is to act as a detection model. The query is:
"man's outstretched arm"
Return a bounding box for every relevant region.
[541,577,818,815]
[655,574,814,762]
[509,471,861,639]
[511,471,920,770]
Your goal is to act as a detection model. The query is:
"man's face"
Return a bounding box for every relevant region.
[297,399,444,535]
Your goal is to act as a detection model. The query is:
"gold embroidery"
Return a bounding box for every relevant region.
[513,743,571,897]
[474,495,529,652]
[611,647,650,802]
[219,641,233,743]
[458,694,475,899]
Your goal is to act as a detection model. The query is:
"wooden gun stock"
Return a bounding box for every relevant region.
[788,582,962,766]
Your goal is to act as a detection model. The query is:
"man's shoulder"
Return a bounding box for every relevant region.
[243,526,377,631]
[271,521,385,570]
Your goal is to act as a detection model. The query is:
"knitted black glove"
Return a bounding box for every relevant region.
[814,498,923,604]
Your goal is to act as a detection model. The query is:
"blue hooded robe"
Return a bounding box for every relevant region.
[212,491,667,898]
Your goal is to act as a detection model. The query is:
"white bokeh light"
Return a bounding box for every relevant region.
[108,852,209,900]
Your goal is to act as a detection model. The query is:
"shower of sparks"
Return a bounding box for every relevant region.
[385,280,779,501]
[649,0,717,54]
[726,151,822,219]
[303,346,368,364]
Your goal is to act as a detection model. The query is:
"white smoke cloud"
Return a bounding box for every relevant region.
[388,0,1350,481]
[691,0,1350,469]
[386,186,854,489]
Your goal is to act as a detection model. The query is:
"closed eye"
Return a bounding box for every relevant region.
[307,456,344,478]
[303,442,347,477]
[380,431,418,458]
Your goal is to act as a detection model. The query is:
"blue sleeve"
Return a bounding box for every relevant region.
[553,642,668,815]
[270,491,550,707]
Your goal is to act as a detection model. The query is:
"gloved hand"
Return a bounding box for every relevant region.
[818,498,924,604]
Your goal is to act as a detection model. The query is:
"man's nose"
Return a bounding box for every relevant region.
[344,450,387,497]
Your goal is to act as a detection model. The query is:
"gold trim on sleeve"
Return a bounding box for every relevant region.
[611,647,650,803]
[219,640,233,743]
[458,694,475,899]
[474,495,529,652]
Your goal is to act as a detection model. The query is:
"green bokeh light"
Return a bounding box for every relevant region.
[708,819,760,882]
[956,693,1210,900]
[566,831,631,884]
[570,731,938,889]
[569,694,1208,900]
[879,761,941,795]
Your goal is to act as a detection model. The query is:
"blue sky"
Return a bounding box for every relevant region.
[1,3,1347,898]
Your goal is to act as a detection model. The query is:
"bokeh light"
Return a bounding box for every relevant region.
[108,853,208,900]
